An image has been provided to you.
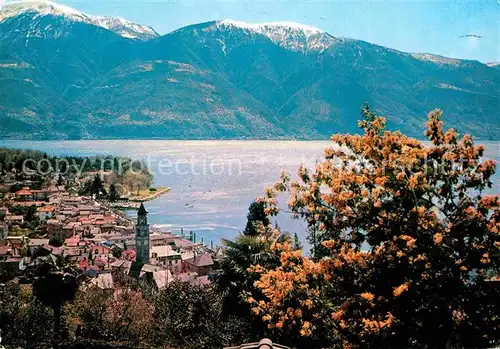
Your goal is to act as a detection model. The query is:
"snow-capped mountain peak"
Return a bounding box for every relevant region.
[0,1,86,21]
[218,19,323,37]
[411,53,461,66]
[0,0,159,40]
[215,19,339,53]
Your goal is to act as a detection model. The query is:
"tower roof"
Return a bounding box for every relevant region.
[138,202,148,216]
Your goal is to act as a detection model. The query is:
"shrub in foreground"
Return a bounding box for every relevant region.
[251,108,499,348]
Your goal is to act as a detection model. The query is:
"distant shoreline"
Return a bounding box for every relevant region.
[128,186,170,202]
[1,137,499,142]
[103,187,170,210]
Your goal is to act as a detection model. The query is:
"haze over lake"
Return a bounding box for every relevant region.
[1,140,498,245]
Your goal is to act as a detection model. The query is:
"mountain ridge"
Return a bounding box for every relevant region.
[0,2,498,140]
[0,1,159,40]
[1,2,492,64]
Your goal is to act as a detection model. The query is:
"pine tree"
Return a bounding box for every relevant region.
[243,201,270,236]
[108,184,119,202]
[293,233,302,250]
[91,174,104,198]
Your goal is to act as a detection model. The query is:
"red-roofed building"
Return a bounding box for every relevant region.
[175,238,196,250]
[195,275,211,286]
[90,244,112,260]
[15,188,33,201]
[79,259,90,271]
[32,189,50,201]
[182,253,214,276]
[37,205,57,221]
[122,250,136,261]
[5,215,24,225]
[94,258,108,270]
[48,220,65,240]
[0,244,11,261]
[63,222,82,237]
[79,218,92,225]
[65,236,82,248]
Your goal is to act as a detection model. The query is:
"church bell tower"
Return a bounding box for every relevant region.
[135,202,150,264]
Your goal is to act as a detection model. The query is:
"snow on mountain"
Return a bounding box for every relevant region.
[0,1,159,40]
[218,19,323,37]
[93,15,158,40]
[215,19,340,53]
[411,53,461,66]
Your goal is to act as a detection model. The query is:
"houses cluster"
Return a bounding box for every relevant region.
[105,203,217,290]
[0,184,134,239]
[0,180,219,291]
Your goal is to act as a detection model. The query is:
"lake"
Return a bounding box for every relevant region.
[1,140,499,246]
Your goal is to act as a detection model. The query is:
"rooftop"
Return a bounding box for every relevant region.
[185,253,214,267]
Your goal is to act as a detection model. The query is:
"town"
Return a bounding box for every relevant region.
[0,153,218,290]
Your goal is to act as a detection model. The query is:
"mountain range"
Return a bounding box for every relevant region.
[0,1,499,140]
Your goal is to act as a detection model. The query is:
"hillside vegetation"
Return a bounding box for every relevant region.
[0,9,498,140]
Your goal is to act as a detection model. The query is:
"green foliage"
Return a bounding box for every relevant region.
[108,184,120,202]
[243,201,270,236]
[214,232,289,322]
[57,173,64,186]
[9,182,24,193]
[293,233,302,251]
[1,19,499,140]
[0,148,151,183]
[91,174,106,198]
[32,256,80,335]
[80,174,109,198]
[63,286,153,346]
[25,204,37,222]
[49,236,63,247]
[213,201,281,319]
[152,281,249,349]
[111,246,122,259]
[0,283,54,348]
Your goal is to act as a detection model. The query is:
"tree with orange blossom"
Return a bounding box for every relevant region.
[249,106,499,349]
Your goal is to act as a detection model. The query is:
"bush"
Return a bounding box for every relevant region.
[49,236,63,247]
[63,286,153,346]
[0,283,54,348]
[152,281,251,349]
[251,108,500,349]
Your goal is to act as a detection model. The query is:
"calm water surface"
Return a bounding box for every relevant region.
[1,140,498,245]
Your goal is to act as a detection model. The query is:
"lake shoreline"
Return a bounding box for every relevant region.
[1,140,498,245]
[103,186,170,210]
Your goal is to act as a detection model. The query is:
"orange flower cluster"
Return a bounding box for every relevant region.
[360,292,375,302]
[393,283,409,297]
[247,239,329,339]
[248,107,499,348]
[360,313,394,335]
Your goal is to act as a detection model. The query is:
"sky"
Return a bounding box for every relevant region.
[14,0,500,62]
